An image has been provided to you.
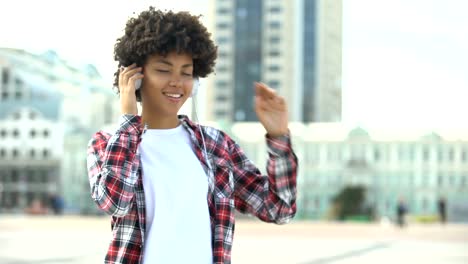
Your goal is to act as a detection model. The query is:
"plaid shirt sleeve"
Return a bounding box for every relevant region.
[230,133,298,224]
[86,114,142,217]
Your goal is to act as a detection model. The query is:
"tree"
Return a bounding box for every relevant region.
[332,185,368,221]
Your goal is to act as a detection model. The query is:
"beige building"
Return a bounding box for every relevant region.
[206,0,342,123]
[230,122,468,222]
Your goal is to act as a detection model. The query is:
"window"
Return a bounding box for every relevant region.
[437,174,443,187]
[216,66,228,72]
[268,6,282,14]
[269,36,280,44]
[29,111,37,120]
[216,95,228,102]
[216,36,229,44]
[217,22,230,29]
[267,80,280,89]
[423,147,430,161]
[30,129,36,138]
[11,170,19,182]
[30,149,35,158]
[12,149,18,158]
[0,149,5,157]
[0,129,6,137]
[43,129,49,137]
[268,50,281,57]
[217,8,230,15]
[14,78,23,87]
[448,148,454,162]
[2,68,9,85]
[268,21,281,29]
[215,110,227,117]
[268,65,280,72]
[40,171,48,183]
[374,149,380,161]
[216,80,229,88]
[218,51,229,58]
[43,149,49,158]
[13,129,19,137]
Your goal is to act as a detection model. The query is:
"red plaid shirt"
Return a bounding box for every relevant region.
[86,114,297,263]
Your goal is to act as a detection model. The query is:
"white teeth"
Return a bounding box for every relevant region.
[164,93,182,98]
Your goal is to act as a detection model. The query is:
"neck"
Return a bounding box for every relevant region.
[141,109,180,129]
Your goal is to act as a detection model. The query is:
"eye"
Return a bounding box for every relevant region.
[182,72,193,77]
[156,69,169,73]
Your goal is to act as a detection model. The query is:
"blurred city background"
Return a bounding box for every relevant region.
[0,0,467,263]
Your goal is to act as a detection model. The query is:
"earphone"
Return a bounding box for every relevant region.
[134,77,199,97]
[191,78,199,97]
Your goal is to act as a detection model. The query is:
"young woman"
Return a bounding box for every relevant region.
[86,7,297,264]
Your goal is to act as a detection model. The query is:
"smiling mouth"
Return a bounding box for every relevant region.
[163,92,183,99]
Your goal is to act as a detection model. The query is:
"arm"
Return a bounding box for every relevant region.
[230,133,298,224]
[86,114,142,217]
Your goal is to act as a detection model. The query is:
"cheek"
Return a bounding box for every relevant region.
[144,73,168,88]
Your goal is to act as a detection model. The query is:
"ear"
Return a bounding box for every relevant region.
[191,77,200,97]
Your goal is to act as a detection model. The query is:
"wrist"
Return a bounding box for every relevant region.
[267,129,289,138]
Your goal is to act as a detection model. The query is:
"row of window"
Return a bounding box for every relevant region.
[1,91,23,100]
[215,36,282,46]
[218,20,282,30]
[215,63,281,75]
[301,174,468,188]
[0,149,50,158]
[0,128,49,138]
[217,6,282,16]
[304,147,468,163]
[215,80,279,90]
[0,169,51,183]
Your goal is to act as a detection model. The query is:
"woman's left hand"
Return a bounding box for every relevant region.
[254,82,289,137]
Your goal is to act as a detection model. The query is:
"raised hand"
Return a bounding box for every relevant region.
[254,82,289,137]
[118,63,143,115]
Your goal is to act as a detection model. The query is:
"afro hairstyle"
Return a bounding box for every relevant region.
[113,6,217,101]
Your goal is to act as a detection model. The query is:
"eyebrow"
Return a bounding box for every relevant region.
[154,59,193,68]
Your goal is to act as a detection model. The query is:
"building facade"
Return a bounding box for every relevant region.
[208,0,342,123]
[230,122,468,222]
[0,48,118,214]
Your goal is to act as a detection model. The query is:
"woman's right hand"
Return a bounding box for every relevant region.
[118,63,144,115]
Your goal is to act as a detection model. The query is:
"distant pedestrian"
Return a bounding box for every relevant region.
[396,198,407,227]
[438,197,447,224]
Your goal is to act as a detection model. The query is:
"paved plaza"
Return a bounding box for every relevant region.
[0,215,467,263]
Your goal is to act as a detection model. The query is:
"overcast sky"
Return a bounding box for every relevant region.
[1,0,467,128]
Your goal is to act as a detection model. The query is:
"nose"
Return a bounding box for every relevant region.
[169,76,184,87]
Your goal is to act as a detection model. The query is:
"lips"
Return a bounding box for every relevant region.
[164,92,183,98]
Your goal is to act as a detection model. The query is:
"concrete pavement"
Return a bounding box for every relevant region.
[0,215,466,263]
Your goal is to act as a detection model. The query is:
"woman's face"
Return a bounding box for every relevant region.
[140,51,194,116]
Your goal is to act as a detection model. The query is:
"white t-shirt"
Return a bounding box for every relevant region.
[139,124,212,263]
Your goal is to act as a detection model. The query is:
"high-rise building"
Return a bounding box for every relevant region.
[207,0,342,123]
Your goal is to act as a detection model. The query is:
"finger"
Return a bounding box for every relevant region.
[118,63,137,85]
[254,82,276,98]
[121,67,142,88]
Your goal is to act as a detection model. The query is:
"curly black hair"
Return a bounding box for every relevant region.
[113,6,217,101]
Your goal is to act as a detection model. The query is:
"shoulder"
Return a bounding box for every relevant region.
[87,130,113,151]
[179,115,237,149]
